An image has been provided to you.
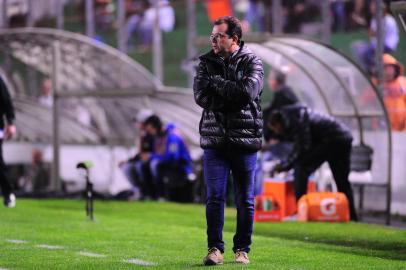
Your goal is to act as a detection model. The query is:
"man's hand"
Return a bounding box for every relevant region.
[210,75,223,88]
[270,163,285,177]
[269,138,279,145]
[4,125,16,140]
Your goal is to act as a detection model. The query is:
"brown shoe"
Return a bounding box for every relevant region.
[235,251,249,264]
[203,247,224,266]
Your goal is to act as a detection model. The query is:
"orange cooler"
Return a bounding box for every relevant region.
[254,194,282,222]
[298,192,350,222]
[262,178,316,217]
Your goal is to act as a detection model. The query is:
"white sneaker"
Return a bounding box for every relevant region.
[235,251,249,264]
[203,247,224,265]
[4,193,16,208]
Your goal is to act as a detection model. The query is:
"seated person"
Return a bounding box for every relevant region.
[351,2,399,73]
[268,104,358,221]
[262,70,299,160]
[140,115,194,201]
[119,111,155,200]
[254,70,299,195]
[125,0,175,52]
[257,70,298,194]
[282,0,320,33]
[18,149,50,194]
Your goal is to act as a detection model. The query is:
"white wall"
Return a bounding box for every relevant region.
[3,133,406,214]
[4,143,135,195]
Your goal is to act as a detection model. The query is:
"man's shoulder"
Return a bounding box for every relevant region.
[234,46,263,70]
[198,50,217,61]
[166,131,183,141]
[237,44,260,58]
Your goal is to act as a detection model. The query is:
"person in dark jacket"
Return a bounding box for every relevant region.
[268,105,358,221]
[261,70,299,166]
[0,76,17,208]
[193,16,264,265]
[140,115,194,201]
[119,113,155,200]
[263,70,299,142]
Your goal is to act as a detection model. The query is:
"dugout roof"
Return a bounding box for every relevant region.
[248,37,391,186]
[0,28,201,146]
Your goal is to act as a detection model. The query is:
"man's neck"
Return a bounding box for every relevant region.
[220,44,240,59]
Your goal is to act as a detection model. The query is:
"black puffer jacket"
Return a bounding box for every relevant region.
[0,76,15,130]
[276,104,353,170]
[193,42,264,151]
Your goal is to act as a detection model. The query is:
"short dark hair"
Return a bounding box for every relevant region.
[214,16,242,45]
[268,111,286,128]
[143,115,162,131]
[272,70,286,85]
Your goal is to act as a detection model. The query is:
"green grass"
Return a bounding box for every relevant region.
[1,199,406,269]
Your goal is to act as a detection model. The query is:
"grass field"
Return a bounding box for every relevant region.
[1,199,406,269]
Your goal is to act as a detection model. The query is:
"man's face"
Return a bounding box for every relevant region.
[384,64,397,82]
[269,122,284,134]
[210,23,235,56]
[268,73,278,92]
[144,124,157,136]
[42,79,52,96]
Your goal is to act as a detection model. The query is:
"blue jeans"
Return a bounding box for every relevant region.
[203,149,257,253]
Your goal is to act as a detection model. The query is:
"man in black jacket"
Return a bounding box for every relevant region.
[0,76,17,208]
[193,16,263,265]
[263,70,299,142]
[262,70,299,165]
[268,105,358,221]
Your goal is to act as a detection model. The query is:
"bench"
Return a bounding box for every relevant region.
[349,144,390,222]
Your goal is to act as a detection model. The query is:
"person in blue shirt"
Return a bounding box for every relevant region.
[140,115,194,201]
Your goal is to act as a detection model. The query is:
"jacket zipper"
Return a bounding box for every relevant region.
[222,62,229,142]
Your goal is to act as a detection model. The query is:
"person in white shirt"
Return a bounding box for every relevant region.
[125,0,175,52]
[38,79,53,108]
[351,2,399,73]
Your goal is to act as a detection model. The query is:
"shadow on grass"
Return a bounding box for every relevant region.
[250,224,406,261]
[22,200,406,261]
[187,261,242,268]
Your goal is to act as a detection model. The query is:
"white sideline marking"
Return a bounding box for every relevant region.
[78,251,106,258]
[0,268,9,270]
[6,239,28,244]
[124,258,157,266]
[36,244,64,250]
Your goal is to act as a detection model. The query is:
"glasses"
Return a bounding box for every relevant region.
[209,33,229,42]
